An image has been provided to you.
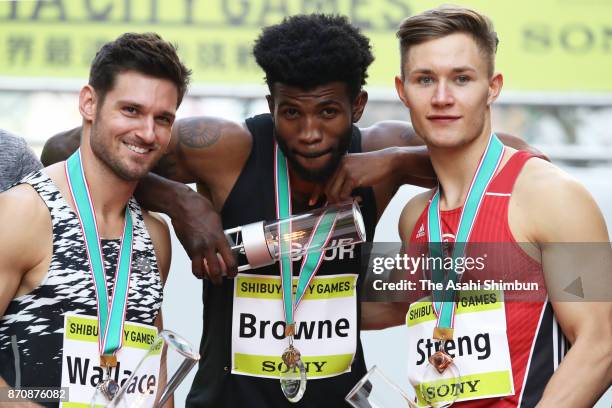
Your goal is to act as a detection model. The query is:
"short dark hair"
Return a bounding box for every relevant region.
[88,32,191,107]
[253,14,374,100]
[397,6,499,77]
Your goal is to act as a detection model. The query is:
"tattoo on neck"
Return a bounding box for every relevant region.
[179,118,221,148]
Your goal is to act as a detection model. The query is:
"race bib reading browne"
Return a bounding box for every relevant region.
[60,314,160,407]
[231,273,357,379]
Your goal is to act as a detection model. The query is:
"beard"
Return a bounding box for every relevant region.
[274,125,353,183]
[90,121,154,181]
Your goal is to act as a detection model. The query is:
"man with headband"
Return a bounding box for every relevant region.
[0,33,190,406]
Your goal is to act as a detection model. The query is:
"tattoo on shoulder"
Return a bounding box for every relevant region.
[178,118,222,148]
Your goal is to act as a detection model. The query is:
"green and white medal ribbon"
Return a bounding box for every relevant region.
[426,134,504,372]
[65,150,134,399]
[274,142,338,402]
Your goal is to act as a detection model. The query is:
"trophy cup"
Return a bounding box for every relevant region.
[345,366,418,408]
[91,330,200,408]
[224,200,366,271]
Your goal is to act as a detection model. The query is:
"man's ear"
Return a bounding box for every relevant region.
[79,85,97,122]
[395,75,410,108]
[351,91,368,123]
[487,72,503,105]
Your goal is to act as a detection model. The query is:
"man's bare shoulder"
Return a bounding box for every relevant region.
[514,158,608,242]
[0,183,51,266]
[516,158,587,207]
[0,183,47,219]
[174,116,252,152]
[360,120,424,152]
[398,190,432,241]
[168,116,253,188]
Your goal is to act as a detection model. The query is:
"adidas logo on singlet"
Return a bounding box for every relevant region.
[416,224,425,238]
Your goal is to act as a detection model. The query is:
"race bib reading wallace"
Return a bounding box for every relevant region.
[60,314,160,408]
[231,273,357,379]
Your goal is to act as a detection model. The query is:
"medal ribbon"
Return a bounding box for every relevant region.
[65,150,134,358]
[274,142,339,331]
[426,134,504,338]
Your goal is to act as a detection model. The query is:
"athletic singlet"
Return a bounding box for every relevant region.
[408,151,569,407]
[186,113,378,408]
[0,171,163,407]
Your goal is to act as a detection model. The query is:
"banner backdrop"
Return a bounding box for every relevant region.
[0,0,610,93]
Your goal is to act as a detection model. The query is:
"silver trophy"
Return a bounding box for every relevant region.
[224,200,366,271]
[91,330,200,408]
[345,366,418,408]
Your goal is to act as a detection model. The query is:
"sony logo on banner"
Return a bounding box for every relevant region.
[524,24,612,53]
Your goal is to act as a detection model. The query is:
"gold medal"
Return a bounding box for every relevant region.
[98,355,120,401]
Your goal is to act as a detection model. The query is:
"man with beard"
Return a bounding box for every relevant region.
[0,33,190,406]
[42,15,537,407]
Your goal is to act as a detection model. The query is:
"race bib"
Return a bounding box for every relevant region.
[60,313,160,408]
[406,290,514,406]
[231,273,357,379]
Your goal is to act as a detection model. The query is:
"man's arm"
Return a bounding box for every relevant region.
[144,117,251,282]
[322,121,543,218]
[316,121,434,212]
[515,160,612,407]
[41,117,251,282]
[0,185,50,318]
[0,185,50,404]
[361,190,431,329]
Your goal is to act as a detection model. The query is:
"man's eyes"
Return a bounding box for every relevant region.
[417,76,434,85]
[123,106,138,115]
[456,75,471,84]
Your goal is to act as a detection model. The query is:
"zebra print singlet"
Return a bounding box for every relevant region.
[0,170,163,402]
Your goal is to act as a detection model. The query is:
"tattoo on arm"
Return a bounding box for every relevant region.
[178,118,222,148]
